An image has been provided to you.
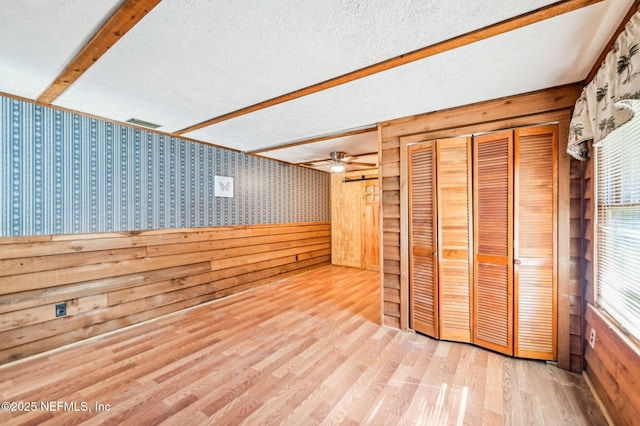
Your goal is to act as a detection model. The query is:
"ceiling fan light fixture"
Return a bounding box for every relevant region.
[330,163,345,173]
[329,151,346,172]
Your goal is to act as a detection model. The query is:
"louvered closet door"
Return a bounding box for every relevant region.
[409,143,438,338]
[473,131,514,355]
[514,126,557,360]
[436,138,473,342]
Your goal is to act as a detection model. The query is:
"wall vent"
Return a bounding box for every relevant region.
[126,118,162,129]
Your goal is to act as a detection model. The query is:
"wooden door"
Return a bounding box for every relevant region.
[436,138,473,342]
[514,126,557,359]
[473,130,514,355]
[364,179,380,272]
[408,142,438,338]
[331,173,363,268]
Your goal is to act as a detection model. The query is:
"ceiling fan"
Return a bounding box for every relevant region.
[302,151,377,172]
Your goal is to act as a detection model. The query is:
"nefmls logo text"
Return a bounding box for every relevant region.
[40,401,90,412]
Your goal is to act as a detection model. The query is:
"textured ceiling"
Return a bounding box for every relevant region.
[54,0,558,132]
[0,0,634,170]
[0,0,123,99]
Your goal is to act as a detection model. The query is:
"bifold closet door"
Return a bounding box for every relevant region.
[436,138,473,342]
[473,130,514,355]
[514,126,557,359]
[409,138,472,341]
[408,142,438,338]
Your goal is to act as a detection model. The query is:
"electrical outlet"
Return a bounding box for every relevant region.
[589,328,596,348]
[55,302,67,317]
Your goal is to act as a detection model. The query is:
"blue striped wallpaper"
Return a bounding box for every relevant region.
[0,96,330,236]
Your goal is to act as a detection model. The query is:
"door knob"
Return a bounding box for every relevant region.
[514,259,521,265]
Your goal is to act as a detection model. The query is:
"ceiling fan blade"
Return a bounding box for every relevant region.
[299,159,331,166]
[348,161,377,167]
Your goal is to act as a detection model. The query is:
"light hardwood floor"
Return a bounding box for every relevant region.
[0,265,606,425]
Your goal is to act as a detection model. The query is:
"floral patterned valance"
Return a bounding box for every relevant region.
[568,10,640,161]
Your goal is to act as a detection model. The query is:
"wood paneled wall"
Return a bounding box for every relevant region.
[584,306,640,425]
[378,83,582,369]
[0,222,330,365]
[569,158,586,373]
[581,153,595,308]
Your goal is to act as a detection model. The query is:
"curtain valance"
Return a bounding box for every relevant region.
[567,10,640,160]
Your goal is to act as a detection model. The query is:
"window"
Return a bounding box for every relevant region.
[595,100,640,341]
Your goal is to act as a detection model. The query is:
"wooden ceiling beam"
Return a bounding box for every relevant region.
[37,0,162,105]
[247,126,377,155]
[174,0,603,136]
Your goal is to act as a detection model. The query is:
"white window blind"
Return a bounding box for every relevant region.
[595,100,640,341]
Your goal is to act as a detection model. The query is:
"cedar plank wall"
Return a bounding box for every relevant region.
[379,83,581,370]
[582,153,640,426]
[569,158,585,372]
[0,222,330,365]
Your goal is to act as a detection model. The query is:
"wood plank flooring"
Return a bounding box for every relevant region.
[0,265,605,425]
